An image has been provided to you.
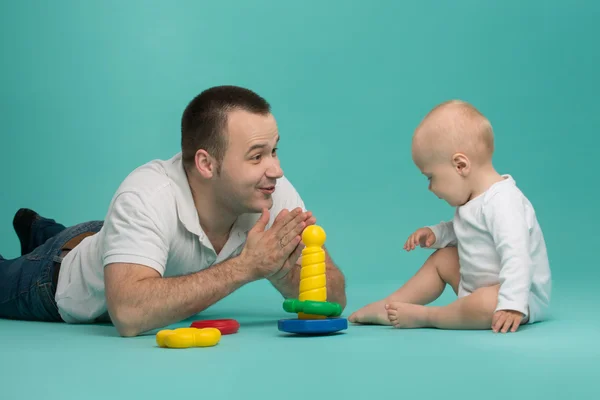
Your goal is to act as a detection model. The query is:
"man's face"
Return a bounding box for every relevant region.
[214,109,283,214]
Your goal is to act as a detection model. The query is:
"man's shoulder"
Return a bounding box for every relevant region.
[273,175,297,195]
[116,158,172,194]
[109,155,181,216]
[271,175,305,210]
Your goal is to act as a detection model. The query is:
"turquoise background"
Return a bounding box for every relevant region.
[1,1,598,399]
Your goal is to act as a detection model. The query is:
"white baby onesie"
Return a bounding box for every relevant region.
[428,175,551,323]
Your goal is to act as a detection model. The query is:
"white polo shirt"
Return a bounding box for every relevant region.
[54,152,306,323]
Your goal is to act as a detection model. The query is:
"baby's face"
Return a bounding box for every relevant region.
[417,159,472,207]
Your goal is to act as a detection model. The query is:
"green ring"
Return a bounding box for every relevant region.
[282,298,342,317]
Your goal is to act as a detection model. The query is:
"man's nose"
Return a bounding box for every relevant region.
[266,159,283,178]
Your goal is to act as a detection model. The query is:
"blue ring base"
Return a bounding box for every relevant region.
[278,317,348,335]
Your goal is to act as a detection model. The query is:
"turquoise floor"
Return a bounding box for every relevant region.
[1,281,598,400]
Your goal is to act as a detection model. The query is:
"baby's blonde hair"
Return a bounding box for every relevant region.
[412,100,494,166]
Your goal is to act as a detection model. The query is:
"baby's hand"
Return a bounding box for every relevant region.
[492,310,524,333]
[404,227,436,251]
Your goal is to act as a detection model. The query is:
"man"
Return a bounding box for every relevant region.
[0,85,347,336]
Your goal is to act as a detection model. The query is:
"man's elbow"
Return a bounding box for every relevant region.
[105,298,146,337]
[117,325,141,338]
[104,263,158,337]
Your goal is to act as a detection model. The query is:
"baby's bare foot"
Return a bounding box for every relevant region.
[386,302,430,329]
[348,300,391,325]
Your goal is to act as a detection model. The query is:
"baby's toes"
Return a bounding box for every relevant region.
[387,309,397,322]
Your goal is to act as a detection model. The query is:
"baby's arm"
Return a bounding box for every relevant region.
[428,220,458,248]
[483,190,532,320]
[404,217,457,252]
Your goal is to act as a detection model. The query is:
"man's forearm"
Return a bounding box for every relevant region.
[323,261,347,309]
[105,256,255,336]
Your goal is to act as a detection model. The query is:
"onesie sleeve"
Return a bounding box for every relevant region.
[101,191,170,276]
[427,220,458,248]
[483,190,532,318]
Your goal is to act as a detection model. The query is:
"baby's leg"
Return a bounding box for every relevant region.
[348,247,460,325]
[387,284,500,330]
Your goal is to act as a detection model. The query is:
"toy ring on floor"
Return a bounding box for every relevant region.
[156,327,221,348]
[282,298,342,317]
[278,318,348,335]
[190,319,240,335]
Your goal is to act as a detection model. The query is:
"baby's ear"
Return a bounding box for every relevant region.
[452,152,471,175]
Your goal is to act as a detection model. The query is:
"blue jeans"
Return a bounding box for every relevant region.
[0,215,103,322]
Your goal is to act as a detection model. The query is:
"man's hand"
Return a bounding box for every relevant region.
[269,241,304,282]
[240,207,313,280]
[268,209,316,282]
[404,227,436,251]
[492,310,524,333]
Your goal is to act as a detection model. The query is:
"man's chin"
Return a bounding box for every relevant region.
[247,198,274,213]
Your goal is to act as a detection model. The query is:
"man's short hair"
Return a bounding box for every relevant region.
[181,85,271,171]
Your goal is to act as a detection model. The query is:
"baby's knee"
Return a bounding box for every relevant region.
[430,246,458,260]
[473,285,500,315]
[428,247,460,291]
[430,247,460,272]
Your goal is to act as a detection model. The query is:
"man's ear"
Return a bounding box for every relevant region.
[452,152,471,176]
[194,149,218,178]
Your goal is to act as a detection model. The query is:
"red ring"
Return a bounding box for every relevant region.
[190,319,240,335]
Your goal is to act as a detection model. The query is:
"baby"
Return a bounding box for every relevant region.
[348,100,551,333]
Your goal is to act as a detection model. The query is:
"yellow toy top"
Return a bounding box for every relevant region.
[302,225,326,247]
[298,225,327,320]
